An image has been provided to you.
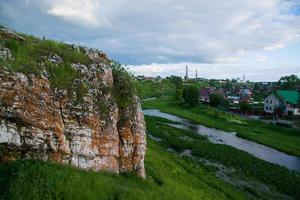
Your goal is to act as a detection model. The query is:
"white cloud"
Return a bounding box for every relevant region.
[128,63,300,81]
[256,55,267,62]
[45,0,112,28]
[1,0,300,65]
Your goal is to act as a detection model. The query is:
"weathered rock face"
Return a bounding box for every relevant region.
[0,47,12,60]
[0,33,146,177]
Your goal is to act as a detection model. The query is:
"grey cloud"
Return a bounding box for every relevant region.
[0,0,300,65]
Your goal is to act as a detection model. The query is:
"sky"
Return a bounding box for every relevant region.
[0,0,300,81]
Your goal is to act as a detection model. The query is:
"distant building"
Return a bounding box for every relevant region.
[199,88,225,103]
[264,90,300,116]
[199,88,212,103]
[136,76,162,82]
[227,96,240,104]
[253,82,276,94]
[239,95,252,103]
[239,89,253,97]
[137,75,145,80]
[214,88,225,97]
[242,74,246,83]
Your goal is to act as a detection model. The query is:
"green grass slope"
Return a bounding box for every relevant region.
[0,142,249,200]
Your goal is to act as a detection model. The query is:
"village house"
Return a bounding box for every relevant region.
[239,88,253,98]
[199,88,212,103]
[227,96,240,104]
[237,88,253,103]
[239,95,252,103]
[199,88,225,103]
[264,90,300,116]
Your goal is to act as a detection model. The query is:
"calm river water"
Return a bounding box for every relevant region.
[143,109,300,172]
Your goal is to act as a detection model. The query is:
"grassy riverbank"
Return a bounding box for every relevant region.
[146,116,300,198]
[0,143,249,199]
[143,96,300,157]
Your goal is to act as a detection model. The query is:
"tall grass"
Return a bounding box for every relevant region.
[48,62,78,90]
[0,142,249,200]
[1,33,90,89]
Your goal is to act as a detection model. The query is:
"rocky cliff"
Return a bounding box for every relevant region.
[0,27,146,178]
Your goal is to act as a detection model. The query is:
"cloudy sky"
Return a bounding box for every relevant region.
[1,0,300,81]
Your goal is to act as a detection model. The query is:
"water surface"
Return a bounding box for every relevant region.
[143,109,300,172]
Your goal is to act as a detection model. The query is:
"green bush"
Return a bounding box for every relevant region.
[97,99,110,117]
[182,85,199,106]
[209,93,229,108]
[4,40,20,55]
[75,81,89,103]
[209,93,223,107]
[111,62,137,125]
[173,88,183,101]
[239,102,252,113]
[112,62,135,110]
[48,63,78,90]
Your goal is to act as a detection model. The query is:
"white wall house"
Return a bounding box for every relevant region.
[264,94,280,114]
[264,90,300,116]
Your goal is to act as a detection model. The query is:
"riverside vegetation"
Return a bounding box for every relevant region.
[143,96,300,157]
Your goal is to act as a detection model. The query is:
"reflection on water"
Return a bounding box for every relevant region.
[143,109,300,172]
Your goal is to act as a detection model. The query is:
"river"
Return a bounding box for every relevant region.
[143,109,300,172]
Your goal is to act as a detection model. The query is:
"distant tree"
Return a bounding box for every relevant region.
[231,79,237,83]
[209,79,215,87]
[278,74,300,90]
[222,98,230,108]
[224,80,233,92]
[253,83,259,92]
[239,102,252,115]
[182,86,199,106]
[209,93,223,107]
[168,76,182,88]
[209,93,229,108]
[173,88,183,101]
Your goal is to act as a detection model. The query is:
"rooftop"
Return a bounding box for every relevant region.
[276,90,299,105]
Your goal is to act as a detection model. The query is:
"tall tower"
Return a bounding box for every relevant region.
[196,69,198,79]
[185,65,188,80]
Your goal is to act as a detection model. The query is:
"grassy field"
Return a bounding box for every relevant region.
[0,144,250,199]
[135,79,175,100]
[143,96,300,157]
